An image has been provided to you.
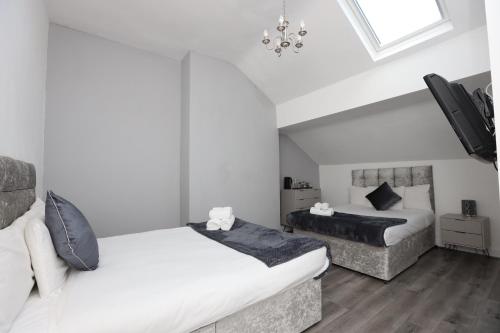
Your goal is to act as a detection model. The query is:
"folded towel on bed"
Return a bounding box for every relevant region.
[209,207,233,220]
[219,215,235,231]
[207,219,222,231]
[207,216,235,231]
[313,202,330,210]
[310,207,334,216]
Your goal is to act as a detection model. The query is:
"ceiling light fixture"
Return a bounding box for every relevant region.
[262,0,308,57]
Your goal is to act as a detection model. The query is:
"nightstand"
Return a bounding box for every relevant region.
[440,214,490,256]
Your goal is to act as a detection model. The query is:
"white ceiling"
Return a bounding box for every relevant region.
[47,0,486,104]
[280,72,492,165]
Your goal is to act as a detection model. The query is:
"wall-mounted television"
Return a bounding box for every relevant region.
[423,73,496,164]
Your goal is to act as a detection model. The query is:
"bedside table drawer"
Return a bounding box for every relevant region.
[442,230,483,249]
[441,218,482,234]
[295,198,317,210]
[295,189,321,200]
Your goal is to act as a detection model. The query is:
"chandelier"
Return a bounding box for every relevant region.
[261,0,308,57]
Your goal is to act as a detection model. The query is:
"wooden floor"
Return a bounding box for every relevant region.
[306,247,500,333]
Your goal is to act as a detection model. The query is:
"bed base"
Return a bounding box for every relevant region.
[295,224,435,281]
[192,278,321,333]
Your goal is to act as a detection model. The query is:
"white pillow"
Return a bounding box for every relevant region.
[404,184,432,211]
[25,198,45,221]
[25,217,68,298]
[349,186,376,208]
[390,186,405,210]
[0,216,34,332]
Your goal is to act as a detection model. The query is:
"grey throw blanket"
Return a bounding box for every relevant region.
[188,218,331,279]
[287,210,407,247]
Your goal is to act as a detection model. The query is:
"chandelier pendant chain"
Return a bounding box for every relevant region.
[261,0,308,57]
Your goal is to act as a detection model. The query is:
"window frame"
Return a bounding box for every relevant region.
[338,0,453,61]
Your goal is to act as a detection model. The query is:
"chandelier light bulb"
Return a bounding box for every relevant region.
[279,15,284,24]
[300,20,305,29]
[263,30,269,38]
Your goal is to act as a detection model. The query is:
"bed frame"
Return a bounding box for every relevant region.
[0,155,322,333]
[296,166,436,281]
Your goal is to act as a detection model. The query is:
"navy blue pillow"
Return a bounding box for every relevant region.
[45,191,99,271]
[365,182,402,211]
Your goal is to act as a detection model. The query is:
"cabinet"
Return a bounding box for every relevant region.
[280,189,321,227]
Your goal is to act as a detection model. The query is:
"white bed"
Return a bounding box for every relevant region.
[10,227,328,333]
[334,204,435,246]
[293,166,437,281]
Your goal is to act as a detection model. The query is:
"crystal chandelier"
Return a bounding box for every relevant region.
[261,0,308,57]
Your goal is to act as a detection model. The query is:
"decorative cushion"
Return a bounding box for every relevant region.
[350,186,376,208]
[404,184,432,211]
[45,191,99,271]
[25,217,68,297]
[0,215,34,332]
[365,182,402,211]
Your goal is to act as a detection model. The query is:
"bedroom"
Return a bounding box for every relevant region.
[1,0,499,332]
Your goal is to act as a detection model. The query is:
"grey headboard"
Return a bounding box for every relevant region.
[0,156,36,229]
[352,166,435,211]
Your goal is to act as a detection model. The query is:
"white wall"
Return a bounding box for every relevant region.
[279,134,319,189]
[277,26,491,128]
[182,52,280,229]
[320,159,500,257]
[0,0,48,194]
[44,24,181,237]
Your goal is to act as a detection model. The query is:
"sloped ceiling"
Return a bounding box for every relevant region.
[47,0,486,104]
[280,72,492,165]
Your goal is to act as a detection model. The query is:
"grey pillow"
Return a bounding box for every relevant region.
[45,191,99,271]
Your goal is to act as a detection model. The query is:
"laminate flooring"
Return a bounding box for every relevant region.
[305,248,500,333]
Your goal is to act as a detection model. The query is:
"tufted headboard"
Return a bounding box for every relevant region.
[0,156,36,229]
[352,166,435,211]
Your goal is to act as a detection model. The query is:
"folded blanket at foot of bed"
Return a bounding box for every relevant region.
[287,210,407,247]
[188,218,331,278]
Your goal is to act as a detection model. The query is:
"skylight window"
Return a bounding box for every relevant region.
[338,0,453,61]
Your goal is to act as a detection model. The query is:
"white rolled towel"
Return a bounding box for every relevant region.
[310,207,334,216]
[320,202,330,210]
[314,202,322,209]
[209,207,233,220]
[207,219,222,230]
[220,215,236,231]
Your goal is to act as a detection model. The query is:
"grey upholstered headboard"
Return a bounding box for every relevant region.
[0,156,36,229]
[352,166,435,211]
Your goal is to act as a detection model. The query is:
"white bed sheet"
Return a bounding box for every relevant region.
[334,204,435,246]
[12,227,327,333]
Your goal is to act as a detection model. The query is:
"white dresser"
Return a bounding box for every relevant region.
[280,189,321,227]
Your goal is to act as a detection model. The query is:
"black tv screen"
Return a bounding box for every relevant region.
[424,73,496,163]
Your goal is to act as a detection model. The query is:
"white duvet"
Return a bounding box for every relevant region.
[334,204,435,246]
[11,227,328,333]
